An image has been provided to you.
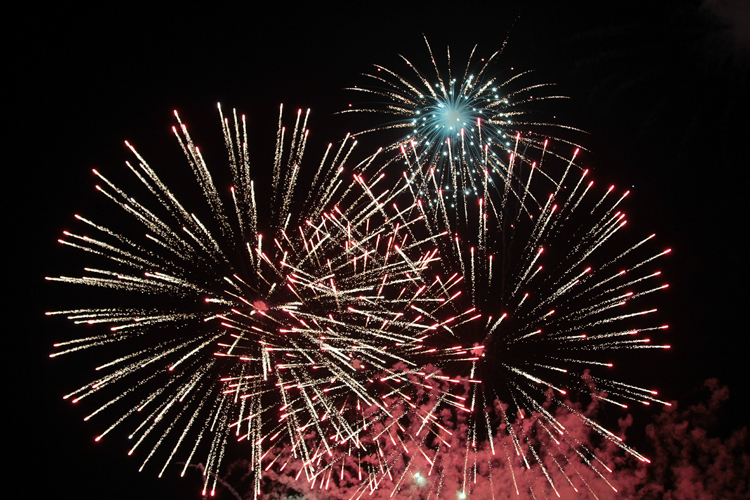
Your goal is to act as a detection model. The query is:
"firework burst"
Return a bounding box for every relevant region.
[217,151,494,497]
[46,104,487,496]
[48,105,329,494]
[384,141,673,497]
[216,174,469,497]
[343,37,583,218]
[44,104,363,492]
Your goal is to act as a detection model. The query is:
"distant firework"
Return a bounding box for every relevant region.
[343,37,583,222]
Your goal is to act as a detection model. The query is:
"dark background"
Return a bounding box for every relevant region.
[13,1,747,498]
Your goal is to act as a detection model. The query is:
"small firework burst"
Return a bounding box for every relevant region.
[343,37,583,213]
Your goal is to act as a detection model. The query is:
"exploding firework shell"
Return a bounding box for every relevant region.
[342,37,583,228]
[47,104,478,496]
[217,157,493,497]
[377,138,673,497]
[43,105,362,491]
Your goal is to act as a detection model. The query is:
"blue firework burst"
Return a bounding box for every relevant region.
[344,38,582,205]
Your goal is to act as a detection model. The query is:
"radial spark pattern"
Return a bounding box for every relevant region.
[380,141,673,497]
[216,173,481,497]
[343,38,582,214]
[47,104,460,494]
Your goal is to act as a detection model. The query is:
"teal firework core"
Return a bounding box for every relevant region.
[344,38,582,212]
[411,77,507,153]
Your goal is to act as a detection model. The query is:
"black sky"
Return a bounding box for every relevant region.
[14,1,749,499]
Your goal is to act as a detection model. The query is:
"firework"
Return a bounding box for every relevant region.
[44,104,357,492]
[343,37,582,223]
[384,141,673,497]
[46,104,485,496]
[216,172,471,497]
[216,145,493,497]
[45,47,674,497]
[48,105,324,493]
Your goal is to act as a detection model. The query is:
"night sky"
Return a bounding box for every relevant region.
[15,1,748,498]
